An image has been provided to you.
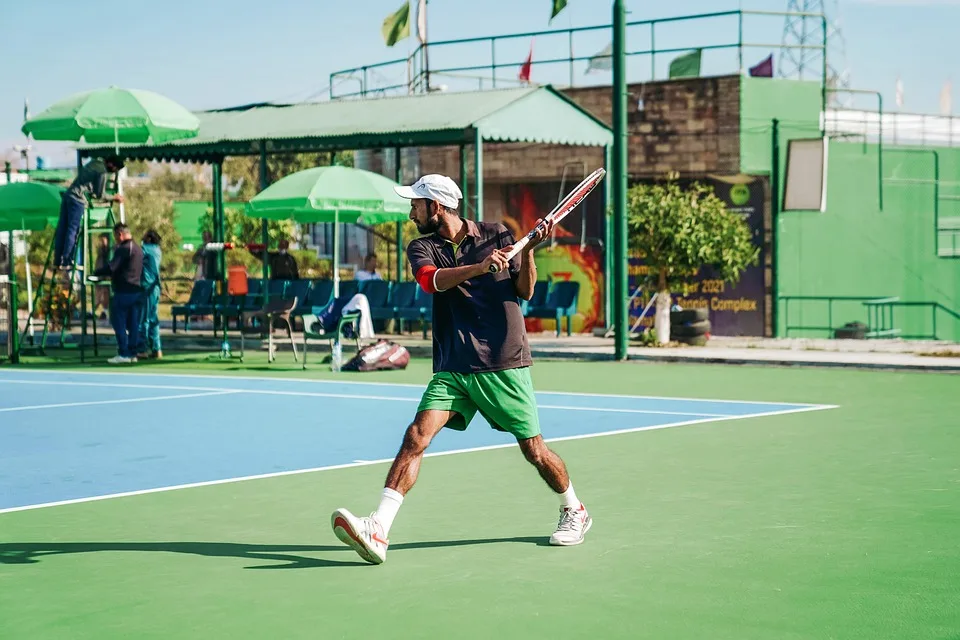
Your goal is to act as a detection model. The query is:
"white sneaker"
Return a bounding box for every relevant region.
[107,355,131,364]
[549,505,593,546]
[331,508,388,565]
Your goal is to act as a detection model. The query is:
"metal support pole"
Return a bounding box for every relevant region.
[212,160,227,350]
[612,0,629,360]
[259,143,270,306]
[395,147,404,281]
[7,229,18,363]
[771,118,781,338]
[77,150,86,363]
[459,144,468,217]
[738,11,744,73]
[474,128,484,222]
[604,145,613,331]
[4,162,17,363]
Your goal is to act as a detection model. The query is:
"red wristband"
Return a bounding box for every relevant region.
[415,265,438,294]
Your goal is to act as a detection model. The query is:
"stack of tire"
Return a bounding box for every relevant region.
[671,308,710,346]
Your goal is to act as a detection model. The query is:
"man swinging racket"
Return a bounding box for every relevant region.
[331,171,604,565]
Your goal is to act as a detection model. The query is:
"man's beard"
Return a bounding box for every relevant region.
[415,215,441,235]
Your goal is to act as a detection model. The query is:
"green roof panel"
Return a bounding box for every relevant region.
[82,87,611,162]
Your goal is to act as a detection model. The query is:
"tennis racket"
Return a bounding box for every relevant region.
[489,167,607,273]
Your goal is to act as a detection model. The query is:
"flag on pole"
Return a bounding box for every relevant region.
[382,1,411,47]
[668,49,702,79]
[519,39,535,83]
[550,0,568,23]
[748,54,774,78]
[895,76,904,109]
[940,80,953,116]
[417,0,427,44]
[585,42,613,74]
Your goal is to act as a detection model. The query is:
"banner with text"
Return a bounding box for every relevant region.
[629,175,766,336]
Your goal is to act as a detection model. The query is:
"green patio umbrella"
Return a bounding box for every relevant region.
[21,86,200,150]
[0,181,65,334]
[0,182,63,231]
[246,165,410,296]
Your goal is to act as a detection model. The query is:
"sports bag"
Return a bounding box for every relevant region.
[342,339,410,372]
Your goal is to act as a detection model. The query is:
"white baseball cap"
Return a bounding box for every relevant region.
[394,174,463,210]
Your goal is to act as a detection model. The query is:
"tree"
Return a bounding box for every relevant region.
[223,151,354,201]
[123,166,209,275]
[217,150,356,267]
[626,173,759,344]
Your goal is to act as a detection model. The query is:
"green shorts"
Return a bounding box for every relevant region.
[417,367,541,440]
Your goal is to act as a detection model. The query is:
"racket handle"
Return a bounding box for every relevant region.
[488,238,529,273]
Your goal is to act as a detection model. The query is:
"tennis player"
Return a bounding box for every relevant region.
[331,174,591,565]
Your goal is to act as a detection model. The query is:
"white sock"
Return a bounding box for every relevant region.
[374,488,404,535]
[559,483,582,510]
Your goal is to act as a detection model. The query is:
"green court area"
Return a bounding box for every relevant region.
[1,356,958,639]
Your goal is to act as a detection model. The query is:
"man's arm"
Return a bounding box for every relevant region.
[504,217,555,300]
[433,250,511,292]
[90,169,108,201]
[513,249,537,301]
[409,239,510,294]
[94,244,126,277]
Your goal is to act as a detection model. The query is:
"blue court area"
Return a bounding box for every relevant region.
[0,369,825,513]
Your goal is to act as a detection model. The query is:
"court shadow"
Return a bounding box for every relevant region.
[0,537,546,570]
[392,536,549,550]
[0,542,361,570]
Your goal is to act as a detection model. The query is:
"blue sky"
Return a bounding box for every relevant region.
[1,0,956,168]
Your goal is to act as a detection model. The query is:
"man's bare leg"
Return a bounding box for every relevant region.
[331,410,453,564]
[383,409,455,495]
[517,435,570,493]
[518,435,592,546]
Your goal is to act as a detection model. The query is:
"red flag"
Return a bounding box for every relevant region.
[518,39,534,83]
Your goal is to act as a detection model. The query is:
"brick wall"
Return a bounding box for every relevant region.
[371,75,742,185]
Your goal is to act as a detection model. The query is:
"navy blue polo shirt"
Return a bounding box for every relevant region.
[407,219,533,374]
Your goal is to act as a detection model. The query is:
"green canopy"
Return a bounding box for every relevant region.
[21,86,200,147]
[246,165,410,296]
[0,182,63,231]
[246,165,410,224]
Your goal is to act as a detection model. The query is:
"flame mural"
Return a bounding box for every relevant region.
[498,182,606,333]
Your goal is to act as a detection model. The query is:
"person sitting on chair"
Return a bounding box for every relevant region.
[312,288,376,340]
[54,155,124,270]
[355,253,382,282]
[254,238,299,280]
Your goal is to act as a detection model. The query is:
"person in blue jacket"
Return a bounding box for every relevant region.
[137,229,163,359]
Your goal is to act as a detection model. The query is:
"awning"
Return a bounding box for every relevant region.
[81,86,612,163]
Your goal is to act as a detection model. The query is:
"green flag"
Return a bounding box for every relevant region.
[668,49,702,79]
[550,0,568,22]
[382,2,411,47]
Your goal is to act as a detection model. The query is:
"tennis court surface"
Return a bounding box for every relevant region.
[1,361,957,639]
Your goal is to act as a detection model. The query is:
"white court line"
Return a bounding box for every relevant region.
[0,391,240,414]
[0,379,732,417]
[0,368,828,407]
[0,403,835,515]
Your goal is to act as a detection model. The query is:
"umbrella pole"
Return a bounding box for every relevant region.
[23,226,34,339]
[333,210,340,299]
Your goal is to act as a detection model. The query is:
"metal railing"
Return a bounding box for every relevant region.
[781,295,960,340]
[826,109,960,148]
[863,299,960,341]
[329,10,827,101]
[781,295,891,338]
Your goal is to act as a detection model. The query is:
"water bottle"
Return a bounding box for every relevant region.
[331,341,343,372]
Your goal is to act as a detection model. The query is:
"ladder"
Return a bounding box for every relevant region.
[20,177,120,359]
